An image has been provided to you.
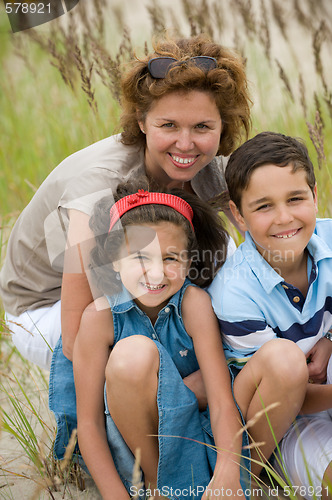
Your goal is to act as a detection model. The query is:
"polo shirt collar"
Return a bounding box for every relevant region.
[242,232,285,294]
[307,232,332,262]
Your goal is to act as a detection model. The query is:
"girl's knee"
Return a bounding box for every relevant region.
[106,335,160,385]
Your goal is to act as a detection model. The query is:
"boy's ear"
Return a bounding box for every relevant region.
[229,201,248,232]
[313,184,318,213]
[112,260,119,273]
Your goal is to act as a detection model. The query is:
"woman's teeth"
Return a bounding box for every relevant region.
[171,154,195,164]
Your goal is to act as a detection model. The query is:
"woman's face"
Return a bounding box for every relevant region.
[139,90,222,188]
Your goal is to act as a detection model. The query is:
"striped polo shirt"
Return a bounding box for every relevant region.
[208,218,332,369]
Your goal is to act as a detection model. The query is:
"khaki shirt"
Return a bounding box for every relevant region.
[0,134,227,315]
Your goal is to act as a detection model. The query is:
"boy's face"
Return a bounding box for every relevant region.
[230,164,318,268]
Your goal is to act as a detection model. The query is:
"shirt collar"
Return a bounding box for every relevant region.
[242,232,284,294]
[242,226,332,294]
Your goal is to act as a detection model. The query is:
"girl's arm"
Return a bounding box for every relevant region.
[182,286,244,499]
[73,297,129,500]
[61,209,99,360]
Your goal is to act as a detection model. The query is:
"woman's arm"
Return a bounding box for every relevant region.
[73,298,129,500]
[61,209,99,360]
[182,287,244,499]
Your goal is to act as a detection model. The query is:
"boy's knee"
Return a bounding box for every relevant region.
[261,339,308,384]
[106,335,159,385]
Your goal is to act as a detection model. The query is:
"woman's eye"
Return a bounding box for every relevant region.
[161,122,174,128]
[196,123,208,129]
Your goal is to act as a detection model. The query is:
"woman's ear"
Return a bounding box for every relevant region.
[229,201,248,233]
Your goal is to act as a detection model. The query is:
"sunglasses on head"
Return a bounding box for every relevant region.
[147,56,217,79]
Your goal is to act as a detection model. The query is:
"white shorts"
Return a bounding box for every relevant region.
[277,357,332,498]
[6,301,61,371]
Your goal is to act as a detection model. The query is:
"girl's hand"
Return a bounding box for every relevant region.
[202,477,245,499]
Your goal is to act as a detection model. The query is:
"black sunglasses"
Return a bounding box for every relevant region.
[147,56,217,79]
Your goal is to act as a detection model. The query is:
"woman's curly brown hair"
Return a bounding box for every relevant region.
[120,33,252,157]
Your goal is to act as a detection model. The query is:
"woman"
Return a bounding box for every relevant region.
[0,33,251,370]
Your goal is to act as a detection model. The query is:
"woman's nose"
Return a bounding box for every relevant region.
[175,130,194,151]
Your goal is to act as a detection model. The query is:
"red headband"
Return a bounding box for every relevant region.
[108,190,194,233]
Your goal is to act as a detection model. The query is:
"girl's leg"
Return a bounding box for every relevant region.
[6,300,61,370]
[105,335,161,490]
[233,339,308,479]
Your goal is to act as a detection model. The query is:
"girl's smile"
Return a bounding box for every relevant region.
[113,222,191,318]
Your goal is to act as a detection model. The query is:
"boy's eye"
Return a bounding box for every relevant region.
[165,256,178,262]
[256,204,270,211]
[289,197,303,203]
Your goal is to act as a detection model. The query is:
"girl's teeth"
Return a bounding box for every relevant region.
[143,283,164,290]
[171,154,195,164]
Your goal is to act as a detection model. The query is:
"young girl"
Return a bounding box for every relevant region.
[72,179,250,500]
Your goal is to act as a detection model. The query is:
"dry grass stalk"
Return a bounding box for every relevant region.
[259,0,271,62]
[293,0,311,30]
[275,59,295,102]
[271,0,288,42]
[312,21,328,95]
[306,110,326,169]
[147,0,167,36]
[298,73,307,118]
[73,45,98,114]
[233,0,256,39]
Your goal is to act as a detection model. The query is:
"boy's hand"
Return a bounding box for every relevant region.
[307,337,332,383]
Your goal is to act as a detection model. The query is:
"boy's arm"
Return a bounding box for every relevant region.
[182,287,244,499]
[300,383,332,414]
[73,298,129,500]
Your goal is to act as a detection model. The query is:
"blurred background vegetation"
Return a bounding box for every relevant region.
[0,0,331,496]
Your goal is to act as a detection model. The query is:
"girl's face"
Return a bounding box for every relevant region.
[139,90,222,188]
[113,222,191,317]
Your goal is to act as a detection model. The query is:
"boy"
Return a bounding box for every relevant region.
[209,132,332,498]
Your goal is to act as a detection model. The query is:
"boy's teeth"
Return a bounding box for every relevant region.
[171,154,195,164]
[275,230,297,239]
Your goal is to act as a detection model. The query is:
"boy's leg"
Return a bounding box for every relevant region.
[105,335,161,490]
[233,339,308,478]
[6,300,61,370]
[279,412,332,499]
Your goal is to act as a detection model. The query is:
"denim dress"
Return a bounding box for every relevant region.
[49,279,250,499]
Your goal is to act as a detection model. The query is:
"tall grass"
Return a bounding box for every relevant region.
[1,0,331,498]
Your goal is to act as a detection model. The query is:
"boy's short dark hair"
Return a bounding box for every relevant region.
[225,131,316,211]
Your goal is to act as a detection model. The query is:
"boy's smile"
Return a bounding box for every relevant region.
[230,164,318,271]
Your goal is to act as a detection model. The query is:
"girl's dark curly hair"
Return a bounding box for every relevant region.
[120,33,252,157]
[89,177,229,295]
